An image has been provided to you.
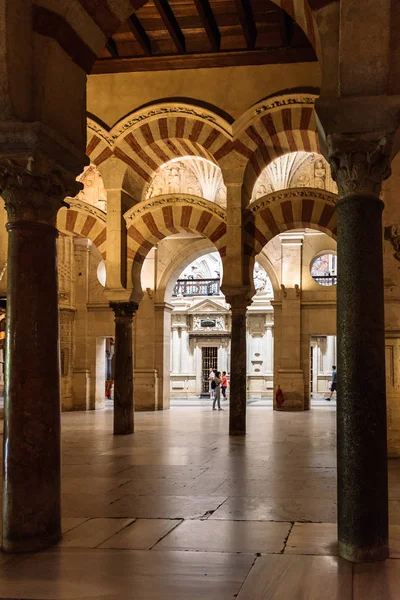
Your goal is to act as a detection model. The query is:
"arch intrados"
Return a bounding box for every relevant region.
[253,252,280,298]
[156,239,222,304]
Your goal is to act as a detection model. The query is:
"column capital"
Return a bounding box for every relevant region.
[110,301,138,323]
[0,159,79,226]
[326,132,392,198]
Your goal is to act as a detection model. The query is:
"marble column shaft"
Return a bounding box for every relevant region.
[110,302,137,435]
[0,164,76,553]
[228,300,248,435]
[329,133,390,563]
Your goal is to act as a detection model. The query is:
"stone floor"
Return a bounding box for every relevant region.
[0,403,399,599]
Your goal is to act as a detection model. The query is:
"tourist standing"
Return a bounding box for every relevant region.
[221,371,228,400]
[212,371,222,410]
[325,365,337,401]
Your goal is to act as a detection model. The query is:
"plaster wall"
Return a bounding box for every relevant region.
[87,63,321,126]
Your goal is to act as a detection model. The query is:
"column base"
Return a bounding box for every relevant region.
[2,529,61,554]
[229,429,246,436]
[275,369,305,411]
[338,540,389,563]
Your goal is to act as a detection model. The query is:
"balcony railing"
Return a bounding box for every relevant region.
[312,275,337,286]
[173,278,221,297]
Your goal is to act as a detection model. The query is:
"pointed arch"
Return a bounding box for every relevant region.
[124,194,227,290]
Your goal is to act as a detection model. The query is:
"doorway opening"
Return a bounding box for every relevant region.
[96,336,114,409]
[201,346,218,396]
[310,335,337,407]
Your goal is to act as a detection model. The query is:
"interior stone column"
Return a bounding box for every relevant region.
[154,302,172,410]
[0,164,74,552]
[328,133,390,563]
[172,325,180,373]
[110,302,138,435]
[227,295,249,435]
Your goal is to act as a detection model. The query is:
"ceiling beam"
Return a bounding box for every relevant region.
[92,46,317,74]
[193,0,220,52]
[128,13,152,56]
[105,37,119,58]
[234,0,257,49]
[153,0,186,54]
[279,9,293,46]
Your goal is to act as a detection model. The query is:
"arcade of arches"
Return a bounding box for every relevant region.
[2,0,400,595]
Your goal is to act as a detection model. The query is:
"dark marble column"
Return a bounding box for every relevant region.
[110,302,138,435]
[329,133,390,563]
[0,165,73,552]
[227,297,248,436]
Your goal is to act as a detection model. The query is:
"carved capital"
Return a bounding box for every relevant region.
[327,133,392,197]
[0,159,79,225]
[384,225,400,261]
[110,301,138,324]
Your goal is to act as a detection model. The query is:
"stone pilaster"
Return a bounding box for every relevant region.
[276,232,305,410]
[0,159,78,552]
[327,132,390,563]
[71,238,92,410]
[110,301,138,435]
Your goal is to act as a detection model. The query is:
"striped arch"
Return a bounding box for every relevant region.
[124,194,227,289]
[86,105,232,198]
[57,200,107,258]
[244,188,337,258]
[237,93,320,201]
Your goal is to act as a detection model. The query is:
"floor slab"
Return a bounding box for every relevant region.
[0,549,255,600]
[100,519,181,549]
[236,554,352,600]
[154,519,291,553]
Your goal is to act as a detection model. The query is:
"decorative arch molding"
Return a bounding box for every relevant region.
[85,104,232,197]
[238,93,321,200]
[57,199,107,258]
[124,194,227,289]
[244,187,337,257]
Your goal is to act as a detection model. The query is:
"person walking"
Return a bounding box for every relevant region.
[325,365,337,401]
[212,371,222,410]
[221,371,228,400]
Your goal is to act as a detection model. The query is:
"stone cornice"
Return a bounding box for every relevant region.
[66,197,107,223]
[247,187,337,217]
[124,194,227,223]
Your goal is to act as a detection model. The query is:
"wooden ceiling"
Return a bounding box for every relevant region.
[92,0,316,73]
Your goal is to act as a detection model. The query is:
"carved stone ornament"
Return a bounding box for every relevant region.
[125,194,227,222]
[0,160,78,225]
[327,133,392,197]
[110,301,139,322]
[384,225,400,261]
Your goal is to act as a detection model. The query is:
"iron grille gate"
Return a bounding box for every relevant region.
[202,347,218,394]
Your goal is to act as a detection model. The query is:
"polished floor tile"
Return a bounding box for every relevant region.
[101,519,181,549]
[0,549,254,600]
[210,495,337,522]
[102,494,228,519]
[1,405,398,599]
[285,523,338,555]
[58,518,134,548]
[236,555,352,600]
[154,519,291,553]
[354,560,400,599]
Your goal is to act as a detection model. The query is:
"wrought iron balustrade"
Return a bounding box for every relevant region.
[312,275,337,286]
[173,278,221,297]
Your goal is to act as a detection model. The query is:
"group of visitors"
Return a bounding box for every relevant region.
[208,368,228,411]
